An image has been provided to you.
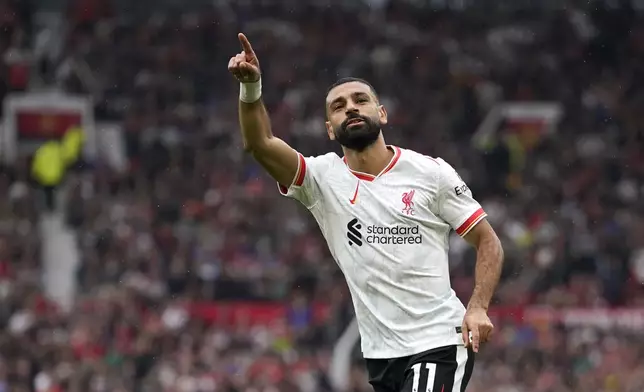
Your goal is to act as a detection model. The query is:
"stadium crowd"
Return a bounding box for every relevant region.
[1,0,644,391]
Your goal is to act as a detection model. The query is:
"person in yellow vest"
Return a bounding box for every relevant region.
[60,126,85,167]
[31,127,85,211]
[32,141,65,211]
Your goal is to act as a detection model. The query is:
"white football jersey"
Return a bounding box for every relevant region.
[278,146,487,359]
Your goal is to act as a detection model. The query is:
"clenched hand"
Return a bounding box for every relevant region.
[228,33,261,83]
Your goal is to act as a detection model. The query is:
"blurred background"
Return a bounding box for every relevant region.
[0,0,643,391]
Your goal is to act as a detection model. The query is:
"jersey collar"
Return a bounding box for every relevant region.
[342,145,401,182]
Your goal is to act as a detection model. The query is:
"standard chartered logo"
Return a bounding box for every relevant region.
[347,218,363,246]
[346,218,422,246]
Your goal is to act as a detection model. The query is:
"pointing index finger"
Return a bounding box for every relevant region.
[462,324,469,348]
[471,327,480,353]
[238,33,254,55]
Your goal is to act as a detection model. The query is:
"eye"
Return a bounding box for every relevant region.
[356,97,369,104]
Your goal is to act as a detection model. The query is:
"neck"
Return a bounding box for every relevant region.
[343,137,394,176]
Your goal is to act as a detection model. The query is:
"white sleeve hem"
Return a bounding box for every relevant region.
[277,152,306,196]
[455,208,487,236]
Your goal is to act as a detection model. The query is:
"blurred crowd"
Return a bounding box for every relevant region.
[1,0,644,391]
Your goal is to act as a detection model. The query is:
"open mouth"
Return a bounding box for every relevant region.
[347,118,364,126]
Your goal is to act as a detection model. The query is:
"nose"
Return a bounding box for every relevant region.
[345,103,359,115]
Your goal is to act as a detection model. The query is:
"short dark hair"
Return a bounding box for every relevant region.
[326,77,379,100]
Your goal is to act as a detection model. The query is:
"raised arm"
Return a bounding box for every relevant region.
[227,33,300,188]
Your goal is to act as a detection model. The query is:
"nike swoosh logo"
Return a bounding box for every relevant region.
[349,182,360,205]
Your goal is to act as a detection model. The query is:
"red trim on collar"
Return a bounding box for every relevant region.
[343,146,401,182]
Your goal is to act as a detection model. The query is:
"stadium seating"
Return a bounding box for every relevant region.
[0,0,643,391]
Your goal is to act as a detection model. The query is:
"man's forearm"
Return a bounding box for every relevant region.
[237,91,300,188]
[468,234,504,311]
[239,98,273,152]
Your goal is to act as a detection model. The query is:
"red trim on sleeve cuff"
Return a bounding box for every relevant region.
[294,154,306,186]
[278,153,306,194]
[456,208,487,236]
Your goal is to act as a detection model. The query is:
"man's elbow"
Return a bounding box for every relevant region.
[481,228,503,256]
[465,220,502,251]
[491,234,504,260]
[484,228,502,248]
[483,231,504,268]
[243,137,271,154]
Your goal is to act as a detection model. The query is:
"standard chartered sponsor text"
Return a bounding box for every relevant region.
[365,224,422,245]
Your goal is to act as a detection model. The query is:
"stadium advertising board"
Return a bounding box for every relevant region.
[1,92,96,163]
[185,302,644,330]
[188,301,331,326]
[488,307,644,330]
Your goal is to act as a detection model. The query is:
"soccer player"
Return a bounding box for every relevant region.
[228,33,504,392]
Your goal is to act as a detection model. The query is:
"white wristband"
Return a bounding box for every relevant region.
[239,79,262,103]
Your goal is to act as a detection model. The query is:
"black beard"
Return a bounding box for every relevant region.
[333,114,381,152]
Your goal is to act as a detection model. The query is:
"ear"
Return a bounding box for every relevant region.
[378,105,388,125]
[325,121,336,140]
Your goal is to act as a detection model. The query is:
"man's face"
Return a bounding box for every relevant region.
[325,81,388,152]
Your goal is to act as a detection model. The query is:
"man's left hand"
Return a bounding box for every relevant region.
[461,307,494,353]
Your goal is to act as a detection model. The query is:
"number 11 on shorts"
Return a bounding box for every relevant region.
[410,362,437,392]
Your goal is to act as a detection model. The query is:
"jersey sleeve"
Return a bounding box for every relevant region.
[435,158,487,237]
[277,153,329,209]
